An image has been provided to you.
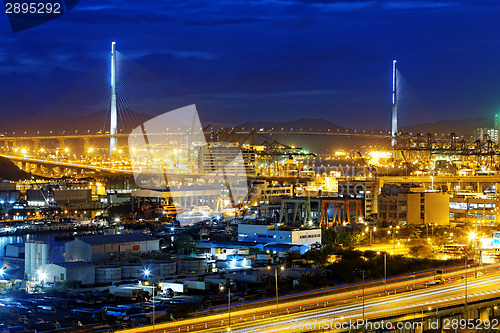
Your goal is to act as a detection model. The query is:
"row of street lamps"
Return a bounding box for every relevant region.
[219,266,284,332]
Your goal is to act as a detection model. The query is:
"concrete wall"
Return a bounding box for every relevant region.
[407,193,421,225]
[424,192,449,225]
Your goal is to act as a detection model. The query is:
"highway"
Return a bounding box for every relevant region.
[119,266,500,333]
[224,272,500,333]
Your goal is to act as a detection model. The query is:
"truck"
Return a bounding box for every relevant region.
[160,282,187,293]
[184,280,209,291]
[432,269,446,284]
[109,286,142,301]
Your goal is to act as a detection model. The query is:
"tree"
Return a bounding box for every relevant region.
[409,240,434,258]
[407,225,421,240]
[172,237,197,255]
[285,250,302,265]
[337,229,363,247]
[322,229,337,244]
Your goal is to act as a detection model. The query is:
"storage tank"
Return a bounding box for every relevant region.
[157,262,177,276]
[178,258,207,274]
[95,266,122,284]
[24,242,48,279]
[121,265,144,279]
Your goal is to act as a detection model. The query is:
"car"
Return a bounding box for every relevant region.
[37,305,56,314]
[121,314,149,328]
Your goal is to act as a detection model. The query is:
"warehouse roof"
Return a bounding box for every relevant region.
[77,233,157,245]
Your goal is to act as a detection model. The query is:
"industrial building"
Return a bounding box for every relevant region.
[278,197,364,227]
[25,241,49,280]
[65,233,160,262]
[253,181,293,205]
[237,224,321,247]
[256,243,310,256]
[38,261,95,285]
[4,243,24,258]
[0,181,19,205]
[26,188,91,207]
[377,185,449,226]
[337,179,379,220]
[449,194,498,225]
[198,143,259,176]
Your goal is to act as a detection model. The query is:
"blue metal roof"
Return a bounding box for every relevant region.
[77,233,157,245]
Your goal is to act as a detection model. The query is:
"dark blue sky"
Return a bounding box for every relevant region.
[1,0,500,130]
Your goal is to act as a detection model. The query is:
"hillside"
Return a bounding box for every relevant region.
[0,157,31,181]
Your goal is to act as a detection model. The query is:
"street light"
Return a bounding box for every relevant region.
[142,269,155,329]
[388,228,398,251]
[220,285,231,331]
[365,226,376,246]
[268,265,285,316]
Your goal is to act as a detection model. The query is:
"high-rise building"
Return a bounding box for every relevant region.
[474,128,499,143]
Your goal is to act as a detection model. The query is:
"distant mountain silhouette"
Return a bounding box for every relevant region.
[0,157,31,181]
[233,118,349,131]
[1,110,490,138]
[400,117,492,136]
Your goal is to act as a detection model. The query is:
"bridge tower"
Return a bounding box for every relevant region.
[109,41,117,155]
[391,59,398,147]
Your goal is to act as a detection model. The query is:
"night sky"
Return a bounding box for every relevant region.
[1,0,500,131]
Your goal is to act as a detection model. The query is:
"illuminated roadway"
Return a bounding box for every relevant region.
[0,154,132,174]
[120,266,500,333]
[0,154,315,182]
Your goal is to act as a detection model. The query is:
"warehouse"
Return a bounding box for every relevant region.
[65,233,160,262]
[38,261,95,285]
